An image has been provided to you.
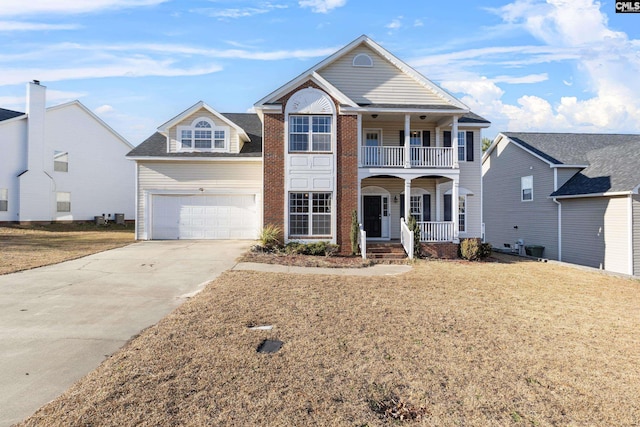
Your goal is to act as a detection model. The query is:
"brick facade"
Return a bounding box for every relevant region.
[262,112,285,240]
[262,80,358,253]
[336,114,358,254]
[420,242,460,259]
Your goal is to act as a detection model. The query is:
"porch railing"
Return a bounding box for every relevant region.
[400,217,414,260]
[360,146,454,168]
[358,223,367,259]
[417,221,454,242]
[361,146,404,167]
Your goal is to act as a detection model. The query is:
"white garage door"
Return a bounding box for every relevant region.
[152,194,258,240]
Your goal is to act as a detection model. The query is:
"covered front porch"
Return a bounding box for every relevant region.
[358,173,463,246]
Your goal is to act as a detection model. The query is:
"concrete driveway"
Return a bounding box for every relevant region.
[0,240,250,426]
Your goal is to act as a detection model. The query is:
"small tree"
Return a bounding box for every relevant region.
[350,209,360,255]
[482,137,492,152]
[407,215,421,258]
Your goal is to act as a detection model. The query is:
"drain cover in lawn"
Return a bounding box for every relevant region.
[257,339,283,354]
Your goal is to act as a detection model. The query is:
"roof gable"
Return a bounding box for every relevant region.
[551,140,640,197]
[158,101,250,142]
[255,35,468,111]
[46,100,133,149]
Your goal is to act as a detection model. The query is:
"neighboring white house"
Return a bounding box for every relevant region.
[0,81,135,223]
[482,132,640,276]
[126,102,263,240]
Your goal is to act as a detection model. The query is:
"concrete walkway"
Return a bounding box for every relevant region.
[233,262,412,276]
[0,240,250,427]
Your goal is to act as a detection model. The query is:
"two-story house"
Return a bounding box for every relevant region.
[128,35,490,258]
[0,81,134,223]
[483,132,640,276]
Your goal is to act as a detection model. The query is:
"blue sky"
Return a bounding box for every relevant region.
[1,0,639,143]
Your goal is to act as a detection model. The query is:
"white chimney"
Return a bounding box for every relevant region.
[26,80,47,171]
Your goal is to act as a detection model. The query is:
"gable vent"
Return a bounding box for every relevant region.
[352,53,373,67]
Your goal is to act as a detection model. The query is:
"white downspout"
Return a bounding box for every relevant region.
[553,168,561,261]
[628,195,634,275]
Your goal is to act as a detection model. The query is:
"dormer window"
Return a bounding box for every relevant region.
[177,117,229,152]
[352,53,373,67]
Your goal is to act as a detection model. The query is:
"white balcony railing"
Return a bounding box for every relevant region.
[417,221,454,242]
[360,146,454,168]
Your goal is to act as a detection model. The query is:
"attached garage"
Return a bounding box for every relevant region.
[151,194,258,240]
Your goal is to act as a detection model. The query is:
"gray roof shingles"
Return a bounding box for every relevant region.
[504,132,640,196]
[0,108,25,122]
[127,113,262,158]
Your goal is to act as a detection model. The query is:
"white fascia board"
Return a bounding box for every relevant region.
[47,100,134,149]
[254,71,357,109]
[158,101,251,142]
[550,191,633,200]
[550,164,589,169]
[484,133,557,168]
[341,105,469,115]
[128,156,262,162]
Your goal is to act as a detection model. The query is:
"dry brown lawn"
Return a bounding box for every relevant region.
[0,223,135,275]
[18,255,640,426]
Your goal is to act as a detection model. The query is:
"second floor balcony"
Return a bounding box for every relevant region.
[360,146,455,168]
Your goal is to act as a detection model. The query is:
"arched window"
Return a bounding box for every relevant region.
[352,53,373,67]
[178,117,229,151]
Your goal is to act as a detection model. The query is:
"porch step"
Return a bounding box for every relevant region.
[366,243,408,260]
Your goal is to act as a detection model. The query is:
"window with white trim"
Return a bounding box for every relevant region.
[178,118,229,152]
[56,192,71,213]
[457,131,466,162]
[410,195,422,218]
[54,151,68,172]
[458,195,466,232]
[353,53,373,67]
[289,115,332,152]
[0,188,7,212]
[521,175,533,201]
[289,192,332,236]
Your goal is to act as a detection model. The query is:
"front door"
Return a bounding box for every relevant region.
[363,195,382,238]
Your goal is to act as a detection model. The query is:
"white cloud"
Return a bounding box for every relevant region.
[432,0,640,135]
[0,0,167,17]
[0,21,80,31]
[386,17,403,30]
[414,19,424,27]
[0,41,338,87]
[193,3,288,19]
[298,0,346,13]
[95,104,115,115]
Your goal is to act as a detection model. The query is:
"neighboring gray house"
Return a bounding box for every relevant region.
[482,132,640,276]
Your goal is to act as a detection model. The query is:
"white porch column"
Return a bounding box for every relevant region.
[404,179,411,220]
[452,116,459,169]
[404,114,411,168]
[435,182,441,222]
[452,177,460,243]
[357,113,362,167]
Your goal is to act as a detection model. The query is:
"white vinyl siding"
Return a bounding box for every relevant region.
[317,45,450,106]
[136,161,262,239]
[482,139,559,260]
[561,196,630,275]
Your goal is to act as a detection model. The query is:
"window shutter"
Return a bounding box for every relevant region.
[422,131,431,147]
[444,131,452,147]
[400,196,405,220]
[399,130,405,146]
[444,194,452,221]
[423,194,431,221]
[466,131,474,161]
